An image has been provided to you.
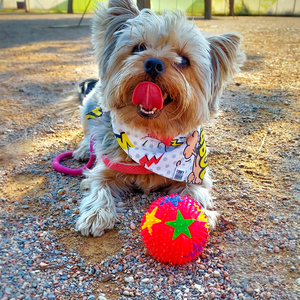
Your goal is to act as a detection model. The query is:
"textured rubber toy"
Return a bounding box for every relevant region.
[141,194,209,265]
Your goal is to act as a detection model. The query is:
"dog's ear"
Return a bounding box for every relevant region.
[207,33,245,114]
[92,0,139,77]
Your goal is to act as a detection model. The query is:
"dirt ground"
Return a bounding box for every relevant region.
[0,13,299,299]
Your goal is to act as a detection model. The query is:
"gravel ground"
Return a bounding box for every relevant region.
[0,13,299,300]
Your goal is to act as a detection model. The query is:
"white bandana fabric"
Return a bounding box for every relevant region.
[110,114,208,185]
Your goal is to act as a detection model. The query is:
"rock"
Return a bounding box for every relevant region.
[87,296,96,300]
[221,255,227,262]
[98,293,107,300]
[245,287,253,295]
[123,291,131,296]
[274,246,280,253]
[295,278,300,285]
[238,293,245,300]
[101,274,113,282]
[124,276,134,283]
[141,278,150,283]
[39,262,49,268]
[57,189,64,195]
[167,274,174,284]
[213,271,220,278]
[273,281,279,287]
[193,284,204,293]
[46,127,55,134]
[261,262,267,268]
[117,265,123,272]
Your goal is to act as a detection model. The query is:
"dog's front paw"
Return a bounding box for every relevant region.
[75,187,118,237]
[76,206,116,237]
[202,209,220,230]
[73,149,90,162]
[76,219,105,237]
[73,137,91,161]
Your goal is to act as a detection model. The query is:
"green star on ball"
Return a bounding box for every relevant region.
[165,210,195,240]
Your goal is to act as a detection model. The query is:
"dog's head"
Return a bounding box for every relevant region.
[92,0,245,138]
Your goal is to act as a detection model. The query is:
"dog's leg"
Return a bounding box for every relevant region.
[72,133,91,161]
[73,87,100,161]
[76,163,128,236]
[165,172,219,229]
[181,185,219,230]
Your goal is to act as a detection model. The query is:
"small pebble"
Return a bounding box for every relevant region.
[274,246,280,253]
[213,271,220,278]
[124,276,134,283]
[245,287,253,295]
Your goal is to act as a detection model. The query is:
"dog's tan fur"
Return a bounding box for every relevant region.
[74,0,245,236]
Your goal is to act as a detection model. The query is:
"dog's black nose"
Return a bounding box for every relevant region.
[144,58,165,78]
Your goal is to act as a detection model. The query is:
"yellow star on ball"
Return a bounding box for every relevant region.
[197,211,210,232]
[142,207,162,235]
[194,203,210,232]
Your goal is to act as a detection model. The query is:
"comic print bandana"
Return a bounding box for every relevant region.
[110,112,208,184]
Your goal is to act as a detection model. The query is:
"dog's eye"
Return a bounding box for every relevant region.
[132,44,147,54]
[180,56,190,67]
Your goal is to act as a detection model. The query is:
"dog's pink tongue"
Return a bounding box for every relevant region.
[132,82,163,110]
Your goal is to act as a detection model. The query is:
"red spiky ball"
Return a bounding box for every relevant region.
[141,194,210,265]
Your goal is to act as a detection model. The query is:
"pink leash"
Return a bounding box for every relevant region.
[52,139,96,175]
[52,140,152,175]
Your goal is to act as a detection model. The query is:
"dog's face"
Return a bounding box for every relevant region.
[92,0,245,138]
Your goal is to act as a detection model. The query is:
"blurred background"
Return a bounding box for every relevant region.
[1,0,300,16]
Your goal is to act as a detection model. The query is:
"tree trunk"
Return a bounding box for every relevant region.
[204,0,212,19]
[68,0,73,14]
[229,0,234,16]
[25,0,30,12]
[137,0,151,10]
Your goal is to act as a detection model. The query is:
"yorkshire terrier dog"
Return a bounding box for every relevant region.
[73,0,245,236]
